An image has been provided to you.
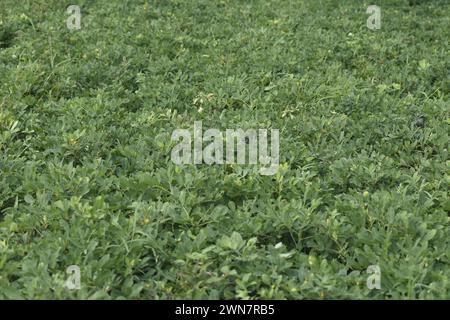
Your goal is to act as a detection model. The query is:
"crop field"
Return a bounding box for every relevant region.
[0,0,449,299]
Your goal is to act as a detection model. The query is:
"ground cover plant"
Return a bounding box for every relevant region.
[0,0,449,299]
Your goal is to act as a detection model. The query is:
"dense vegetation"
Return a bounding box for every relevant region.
[0,0,448,299]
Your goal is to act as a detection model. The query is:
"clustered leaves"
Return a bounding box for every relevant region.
[0,0,449,299]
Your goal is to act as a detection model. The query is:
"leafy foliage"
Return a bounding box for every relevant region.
[0,0,448,299]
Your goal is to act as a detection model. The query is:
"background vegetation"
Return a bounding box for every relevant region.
[0,0,448,299]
